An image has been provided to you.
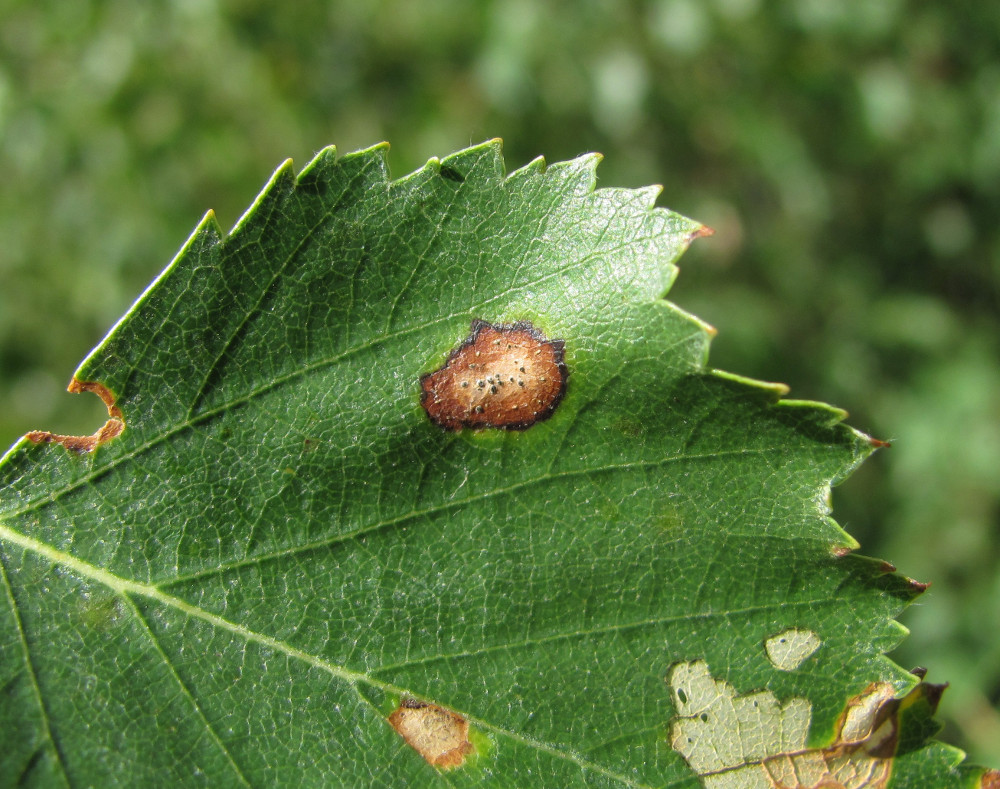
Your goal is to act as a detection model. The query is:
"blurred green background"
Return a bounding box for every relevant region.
[1,0,998,767]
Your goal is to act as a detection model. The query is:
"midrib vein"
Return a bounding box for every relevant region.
[0,521,367,687]
[0,520,663,788]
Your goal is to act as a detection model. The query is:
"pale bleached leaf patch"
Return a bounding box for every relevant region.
[765,628,822,672]
[667,660,910,788]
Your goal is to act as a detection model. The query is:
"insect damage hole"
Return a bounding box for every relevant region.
[388,699,475,769]
[420,319,568,431]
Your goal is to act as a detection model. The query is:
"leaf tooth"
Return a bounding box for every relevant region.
[437,138,505,185]
[227,159,297,238]
[294,144,338,184]
[635,183,664,209]
[175,209,224,259]
[337,140,391,170]
[507,155,548,181]
[543,151,603,197]
[297,142,391,198]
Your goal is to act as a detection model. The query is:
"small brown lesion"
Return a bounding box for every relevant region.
[388,698,475,769]
[25,378,124,454]
[420,319,568,431]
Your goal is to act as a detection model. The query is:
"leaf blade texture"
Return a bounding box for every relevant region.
[0,141,987,787]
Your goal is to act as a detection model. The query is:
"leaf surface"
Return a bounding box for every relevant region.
[0,142,987,787]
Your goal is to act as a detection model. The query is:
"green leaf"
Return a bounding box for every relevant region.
[0,141,989,787]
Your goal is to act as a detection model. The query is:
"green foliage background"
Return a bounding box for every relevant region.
[1,0,997,767]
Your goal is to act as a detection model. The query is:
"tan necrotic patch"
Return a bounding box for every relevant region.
[388,699,474,769]
[420,319,567,431]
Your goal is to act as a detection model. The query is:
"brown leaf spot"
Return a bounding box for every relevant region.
[388,699,474,769]
[982,769,1000,789]
[420,319,567,431]
[25,378,124,453]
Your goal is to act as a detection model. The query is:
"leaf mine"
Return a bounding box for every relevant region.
[388,698,475,769]
[667,659,943,788]
[420,319,567,431]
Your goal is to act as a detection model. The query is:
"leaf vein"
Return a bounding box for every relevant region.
[124,594,254,788]
[0,520,687,789]
[370,597,825,674]
[0,549,73,788]
[156,447,784,587]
